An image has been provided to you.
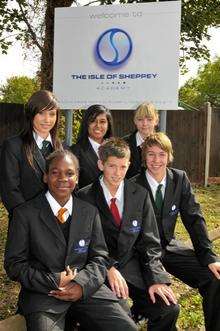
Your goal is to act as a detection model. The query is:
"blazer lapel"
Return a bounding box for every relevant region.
[120,180,136,229]
[37,194,66,246]
[67,197,88,257]
[33,143,46,175]
[83,140,99,175]
[137,170,158,215]
[90,180,119,230]
[162,168,175,217]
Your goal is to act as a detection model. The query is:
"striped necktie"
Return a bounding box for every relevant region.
[57,208,67,223]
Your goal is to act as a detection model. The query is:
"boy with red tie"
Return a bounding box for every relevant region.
[4,150,137,331]
[78,138,179,331]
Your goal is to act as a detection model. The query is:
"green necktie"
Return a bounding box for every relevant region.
[155,184,163,213]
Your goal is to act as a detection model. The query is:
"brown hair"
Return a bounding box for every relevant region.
[141,132,174,165]
[98,137,130,163]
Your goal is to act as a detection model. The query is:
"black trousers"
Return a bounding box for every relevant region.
[128,282,179,331]
[25,297,138,331]
[162,249,220,331]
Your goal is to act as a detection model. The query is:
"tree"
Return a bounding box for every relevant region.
[0,76,40,103]
[0,0,220,90]
[179,56,220,109]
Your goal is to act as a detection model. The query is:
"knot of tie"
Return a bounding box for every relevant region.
[41,140,52,158]
[110,198,121,227]
[57,208,67,223]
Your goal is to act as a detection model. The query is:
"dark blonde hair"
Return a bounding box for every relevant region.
[134,102,158,122]
[21,90,61,167]
[98,137,130,163]
[142,132,174,165]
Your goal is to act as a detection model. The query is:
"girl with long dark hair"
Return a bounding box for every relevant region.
[0,90,62,216]
[71,104,114,189]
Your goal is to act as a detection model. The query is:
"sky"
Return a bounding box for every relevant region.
[0,26,220,88]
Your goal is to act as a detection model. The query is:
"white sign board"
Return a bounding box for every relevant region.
[53,1,181,109]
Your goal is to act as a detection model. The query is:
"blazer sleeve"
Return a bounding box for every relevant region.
[136,193,171,286]
[180,171,218,266]
[0,138,25,212]
[73,210,109,299]
[4,207,60,293]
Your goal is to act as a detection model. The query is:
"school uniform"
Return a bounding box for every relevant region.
[70,138,101,189]
[78,178,179,331]
[4,192,137,331]
[0,134,53,215]
[124,131,143,178]
[133,168,220,331]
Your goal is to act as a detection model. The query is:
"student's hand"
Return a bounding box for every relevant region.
[49,282,83,301]
[148,284,177,306]
[59,266,77,288]
[107,266,129,299]
[208,262,220,279]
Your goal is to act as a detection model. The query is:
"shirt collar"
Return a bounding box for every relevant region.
[135,131,145,147]
[33,131,52,149]
[146,170,166,187]
[45,191,73,218]
[100,176,124,204]
[88,137,101,156]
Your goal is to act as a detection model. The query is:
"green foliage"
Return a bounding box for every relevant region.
[0,0,220,86]
[179,57,220,108]
[0,76,40,104]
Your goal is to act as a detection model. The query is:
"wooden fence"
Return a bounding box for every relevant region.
[112,105,220,184]
[1,103,220,184]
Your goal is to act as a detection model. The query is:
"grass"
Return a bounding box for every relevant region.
[0,185,220,330]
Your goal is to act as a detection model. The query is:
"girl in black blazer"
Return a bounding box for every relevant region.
[124,102,159,178]
[71,104,114,189]
[0,90,62,216]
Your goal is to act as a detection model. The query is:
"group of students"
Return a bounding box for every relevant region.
[0,90,220,331]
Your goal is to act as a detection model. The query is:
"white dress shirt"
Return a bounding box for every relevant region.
[100,176,124,218]
[33,131,53,150]
[135,131,145,147]
[45,191,73,222]
[146,170,166,200]
[88,137,101,156]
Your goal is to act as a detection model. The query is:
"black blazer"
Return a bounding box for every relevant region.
[4,193,117,315]
[133,168,218,266]
[0,135,47,214]
[78,179,170,290]
[124,131,142,178]
[71,139,101,189]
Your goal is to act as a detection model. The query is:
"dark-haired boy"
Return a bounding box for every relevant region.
[78,138,179,331]
[4,150,137,331]
[133,132,220,331]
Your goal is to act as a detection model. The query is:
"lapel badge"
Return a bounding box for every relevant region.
[132,220,138,227]
[171,205,176,211]
[79,239,85,247]
[129,220,141,233]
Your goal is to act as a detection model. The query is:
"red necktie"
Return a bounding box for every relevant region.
[110,198,121,227]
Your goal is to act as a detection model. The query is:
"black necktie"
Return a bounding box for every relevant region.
[155,184,163,214]
[41,140,52,158]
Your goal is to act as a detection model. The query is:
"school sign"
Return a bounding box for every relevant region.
[53,1,181,109]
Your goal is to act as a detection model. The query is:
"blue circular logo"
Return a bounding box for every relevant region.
[96,28,132,67]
